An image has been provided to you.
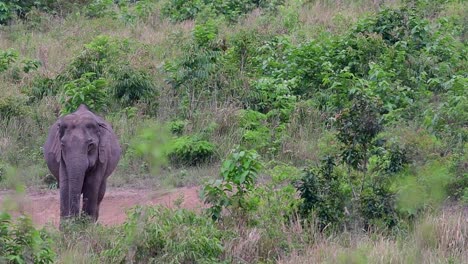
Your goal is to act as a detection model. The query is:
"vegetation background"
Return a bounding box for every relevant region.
[0,0,466,263]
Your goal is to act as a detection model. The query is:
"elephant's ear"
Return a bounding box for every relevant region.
[51,122,62,163]
[98,122,111,164]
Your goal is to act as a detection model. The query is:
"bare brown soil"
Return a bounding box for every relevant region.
[0,187,203,227]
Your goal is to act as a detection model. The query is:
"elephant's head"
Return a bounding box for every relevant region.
[54,105,109,217]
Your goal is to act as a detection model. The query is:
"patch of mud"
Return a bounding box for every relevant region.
[0,187,203,227]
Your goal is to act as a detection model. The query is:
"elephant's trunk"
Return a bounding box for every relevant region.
[65,155,88,218]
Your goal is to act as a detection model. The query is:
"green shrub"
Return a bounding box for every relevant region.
[424,75,467,141]
[238,110,273,153]
[62,35,121,81]
[169,120,186,135]
[27,75,56,101]
[193,19,218,47]
[103,206,224,263]
[0,49,18,72]
[164,42,222,118]
[354,6,431,48]
[238,110,267,130]
[244,183,302,257]
[168,135,215,166]
[202,148,262,220]
[21,58,41,73]
[241,126,270,152]
[59,72,108,114]
[86,0,156,23]
[54,36,155,108]
[446,149,468,201]
[359,185,399,229]
[296,157,349,230]
[0,0,90,24]
[161,0,202,22]
[0,94,29,119]
[250,77,297,122]
[336,93,383,171]
[162,0,284,22]
[0,213,55,263]
[0,2,15,24]
[268,163,302,184]
[111,66,156,106]
[86,0,114,18]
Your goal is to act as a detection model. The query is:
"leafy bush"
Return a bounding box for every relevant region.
[250,77,297,122]
[237,109,284,155]
[296,157,349,229]
[193,19,218,47]
[162,0,284,22]
[59,72,108,114]
[61,35,121,81]
[0,0,90,24]
[27,75,56,101]
[238,109,267,130]
[0,49,41,82]
[268,163,301,184]
[446,150,468,200]
[336,93,383,171]
[359,184,399,229]
[85,0,156,24]
[111,66,156,106]
[103,206,224,263]
[202,148,262,220]
[161,0,202,22]
[241,126,270,152]
[0,213,55,263]
[0,49,18,72]
[424,75,467,141]
[0,1,15,24]
[354,6,431,48]
[164,41,222,118]
[21,58,41,73]
[169,120,186,135]
[0,94,29,119]
[168,135,215,166]
[86,0,114,18]
[55,36,155,109]
[359,144,406,229]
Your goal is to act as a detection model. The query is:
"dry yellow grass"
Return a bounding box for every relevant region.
[278,206,468,264]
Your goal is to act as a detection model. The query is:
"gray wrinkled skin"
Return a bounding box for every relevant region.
[43,104,121,223]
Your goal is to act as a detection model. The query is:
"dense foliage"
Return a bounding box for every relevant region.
[0,213,55,263]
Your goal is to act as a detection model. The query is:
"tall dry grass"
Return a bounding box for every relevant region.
[279,206,468,264]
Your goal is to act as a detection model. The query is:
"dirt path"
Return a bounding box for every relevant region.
[0,187,203,227]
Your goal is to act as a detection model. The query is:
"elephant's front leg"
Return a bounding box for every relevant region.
[59,165,70,220]
[82,175,101,221]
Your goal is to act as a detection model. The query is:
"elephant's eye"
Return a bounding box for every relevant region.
[88,143,96,152]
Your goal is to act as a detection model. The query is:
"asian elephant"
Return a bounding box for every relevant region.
[43,104,121,222]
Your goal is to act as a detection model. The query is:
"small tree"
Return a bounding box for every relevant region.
[202,149,262,221]
[59,72,108,114]
[336,93,382,175]
[296,156,348,230]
